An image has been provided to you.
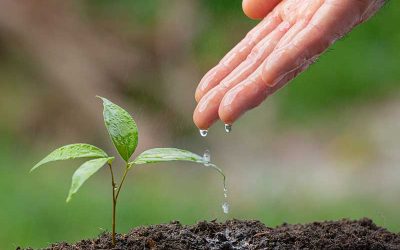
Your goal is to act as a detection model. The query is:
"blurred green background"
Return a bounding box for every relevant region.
[1,0,400,249]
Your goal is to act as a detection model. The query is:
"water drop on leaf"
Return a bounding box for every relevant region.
[203,149,210,163]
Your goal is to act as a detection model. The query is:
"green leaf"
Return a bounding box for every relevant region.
[132,148,204,165]
[31,143,108,172]
[66,157,114,202]
[98,96,138,162]
[131,148,225,180]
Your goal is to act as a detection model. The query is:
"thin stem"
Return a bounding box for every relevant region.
[108,163,116,246]
[115,165,129,200]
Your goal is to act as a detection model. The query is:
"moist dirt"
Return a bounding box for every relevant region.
[20,218,400,250]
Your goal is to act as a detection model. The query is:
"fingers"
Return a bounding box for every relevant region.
[218,1,366,124]
[193,22,290,129]
[242,0,282,19]
[218,61,309,124]
[219,69,269,125]
[262,1,366,87]
[195,11,282,102]
[193,88,225,129]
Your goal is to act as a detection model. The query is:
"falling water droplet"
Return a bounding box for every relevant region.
[199,129,208,137]
[222,202,229,214]
[205,161,229,215]
[203,149,211,163]
[224,124,232,133]
[221,185,229,214]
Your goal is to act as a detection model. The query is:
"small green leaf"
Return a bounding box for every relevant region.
[66,157,114,202]
[31,143,108,172]
[98,96,138,162]
[132,148,204,165]
[131,148,225,179]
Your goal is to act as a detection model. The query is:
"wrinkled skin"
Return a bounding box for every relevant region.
[193,0,385,129]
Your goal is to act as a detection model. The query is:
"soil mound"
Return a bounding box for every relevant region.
[21,218,400,249]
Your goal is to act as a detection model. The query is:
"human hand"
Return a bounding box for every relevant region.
[193,0,385,130]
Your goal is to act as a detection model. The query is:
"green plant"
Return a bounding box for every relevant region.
[31,97,225,246]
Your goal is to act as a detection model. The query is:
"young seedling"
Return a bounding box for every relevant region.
[30,97,226,246]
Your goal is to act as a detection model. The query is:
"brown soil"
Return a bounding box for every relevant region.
[20,218,400,250]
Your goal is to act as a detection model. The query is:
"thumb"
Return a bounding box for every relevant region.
[242,0,282,19]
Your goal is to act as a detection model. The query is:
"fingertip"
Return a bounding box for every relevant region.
[193,110,216,130]
[219,76,270,125]
[218,86,244,125]
[193,90,224,130]
[218,109,236,126]
[193,112,207,130]
[193,103,216,130]
[242,0,281,20]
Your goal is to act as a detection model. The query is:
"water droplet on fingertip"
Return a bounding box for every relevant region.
[199,129,208,137]
[224,124,232,133]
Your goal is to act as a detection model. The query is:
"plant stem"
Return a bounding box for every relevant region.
[108,163,117,246]
[115,165,129,200]
[108,163,131,247]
